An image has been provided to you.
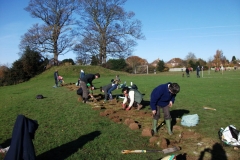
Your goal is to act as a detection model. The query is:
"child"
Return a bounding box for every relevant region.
[58,76,64,86]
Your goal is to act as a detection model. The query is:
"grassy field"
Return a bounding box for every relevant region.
[0,65,240,160]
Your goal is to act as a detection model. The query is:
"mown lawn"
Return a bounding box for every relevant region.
[0,66,239,160]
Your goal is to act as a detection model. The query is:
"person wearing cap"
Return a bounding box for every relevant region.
[80,73,100,103]
[122,87,143,111]
[150,82,180,136]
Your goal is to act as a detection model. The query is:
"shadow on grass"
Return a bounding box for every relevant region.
[170,109,190,125]
[36,131,101,160]
[198,143,227,160]
[141,100,150,109]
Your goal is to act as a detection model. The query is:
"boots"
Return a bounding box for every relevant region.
[151,119,158,136]
[165,119,173,135]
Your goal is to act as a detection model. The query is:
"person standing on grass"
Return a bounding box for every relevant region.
[196,66,200,78]
[53,70,59,88]
[122,87,143,111]
[80,73,100,103]
[150,82,180,136]
[186,68,190,77]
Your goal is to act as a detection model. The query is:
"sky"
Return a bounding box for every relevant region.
[1,0,240,67]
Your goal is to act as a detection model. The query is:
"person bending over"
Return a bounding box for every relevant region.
[122,87,143,111]
[150,82,180,136]
[80,73,100,103]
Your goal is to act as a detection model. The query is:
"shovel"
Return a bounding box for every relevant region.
[121,146,180,154]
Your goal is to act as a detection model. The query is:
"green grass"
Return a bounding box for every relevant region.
[0,66,240,160]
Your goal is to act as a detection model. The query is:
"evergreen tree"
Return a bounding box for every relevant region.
[157,59,165,72]
[105,59,127,71]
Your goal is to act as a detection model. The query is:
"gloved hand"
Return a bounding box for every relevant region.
[126,106,131,111]
[122,103,127,109]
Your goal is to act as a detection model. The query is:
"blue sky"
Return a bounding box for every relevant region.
[1,0,240,66]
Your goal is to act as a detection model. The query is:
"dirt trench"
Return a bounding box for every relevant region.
[64,83,239,160]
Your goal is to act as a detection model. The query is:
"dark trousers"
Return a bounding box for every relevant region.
[153,105,171,120]
[55,78,58,86]
[80,81,88,99]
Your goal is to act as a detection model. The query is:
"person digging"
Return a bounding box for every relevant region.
[80,73,100,103]
[77,83,96,102]
[150,82,180,136]
[122,87,143,111]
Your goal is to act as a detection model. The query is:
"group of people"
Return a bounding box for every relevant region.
[56,69,181,136]
[121,82,180,136]
[185,66,201,78]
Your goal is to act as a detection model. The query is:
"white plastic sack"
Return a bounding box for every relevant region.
[220,125,240,146]
[181,114,199,127]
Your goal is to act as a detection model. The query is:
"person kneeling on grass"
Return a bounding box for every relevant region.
[150,82,180,136]
[58,75,64,86]
[122,87,143,111]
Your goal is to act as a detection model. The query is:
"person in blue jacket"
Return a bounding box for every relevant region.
[150,82,180,136]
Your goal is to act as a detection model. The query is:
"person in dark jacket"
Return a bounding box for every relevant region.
[196,66,200,78]
[80,73,100,103]
[150,82,180,136]
[185,68,190,77]
[53,70,59,88]
[4,114,38,160]
[122,87,143,111]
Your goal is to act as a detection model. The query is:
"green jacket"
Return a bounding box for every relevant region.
[130,89,143,103]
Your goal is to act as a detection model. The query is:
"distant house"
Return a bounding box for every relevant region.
[165,58,182,68]
[150,58,160,67]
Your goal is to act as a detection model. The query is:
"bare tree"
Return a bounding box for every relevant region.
[21,0,78,65]
[185,52,197,62]
[75,0,145,64]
